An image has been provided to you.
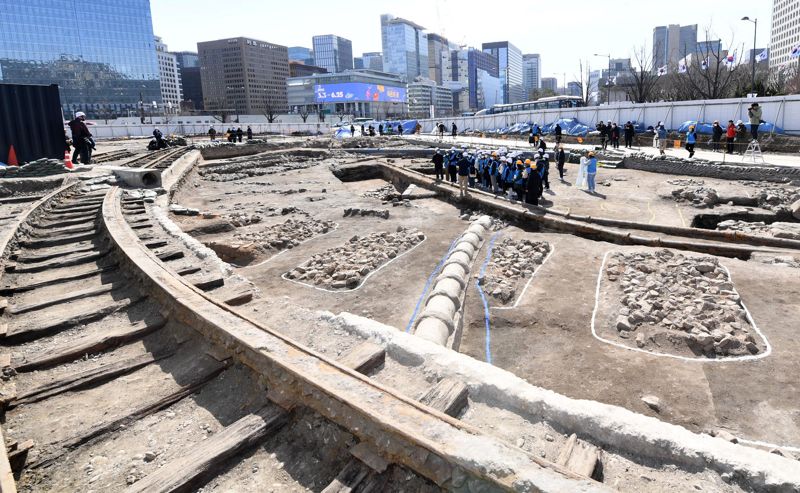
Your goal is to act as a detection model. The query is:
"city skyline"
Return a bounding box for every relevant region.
[152,0,772,81]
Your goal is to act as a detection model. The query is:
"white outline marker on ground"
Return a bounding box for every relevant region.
[281,236,427,294]
[590,250,772,363]
[491,245,556,311]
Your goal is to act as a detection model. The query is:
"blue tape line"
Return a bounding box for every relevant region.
[476,232,501,364]
[405,236,460,333]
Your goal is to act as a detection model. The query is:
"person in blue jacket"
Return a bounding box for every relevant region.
[489,153,500,193]
[656,122,668,157]
[586,151,598,193]
[536,149,550,190]
[447,148,459,183]
[685,125,697,158]
[502,158,516,195]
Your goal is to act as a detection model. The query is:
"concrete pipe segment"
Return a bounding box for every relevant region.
[414,216,492,346]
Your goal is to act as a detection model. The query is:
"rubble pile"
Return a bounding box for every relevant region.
[0,159,72,178]
[716,220,800,240]
[670,186,719,208]
[667,179,705,187]
[200,154,319,182]
[286,227,425,290]
[737,183,800,211]
[235,218,335,253]
[342,208,390,219]
[606,249,762,357]
[361,184,398,201]
[480,238,551,304]
[228,212,263,227]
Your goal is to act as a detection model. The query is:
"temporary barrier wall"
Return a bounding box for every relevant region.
[416,95,800,136]
[0,83,64,164]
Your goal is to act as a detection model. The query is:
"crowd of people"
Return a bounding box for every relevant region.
[431,145,599,206]
[208,126,253,142]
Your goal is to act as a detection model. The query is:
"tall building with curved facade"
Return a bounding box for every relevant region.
[0,0,162,119]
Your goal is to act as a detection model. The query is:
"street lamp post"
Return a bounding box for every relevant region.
[593,53,612,104]
[742,16,758,95]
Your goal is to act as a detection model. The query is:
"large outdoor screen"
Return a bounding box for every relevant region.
[314,83,406,103]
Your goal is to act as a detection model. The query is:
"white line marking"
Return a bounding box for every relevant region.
[590,250,772,363]
[281,236,427,293]
[491,245,556,311]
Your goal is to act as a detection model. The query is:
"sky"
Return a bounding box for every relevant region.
[152,0,772,83]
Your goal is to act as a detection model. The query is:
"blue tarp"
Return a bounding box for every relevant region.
[678,120,784,135]
[540,118,591,137]
[334,119,419,139]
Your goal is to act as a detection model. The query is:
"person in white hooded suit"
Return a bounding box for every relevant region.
[575,154,589,189]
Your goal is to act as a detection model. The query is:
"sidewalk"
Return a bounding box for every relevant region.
[408,134,800,169]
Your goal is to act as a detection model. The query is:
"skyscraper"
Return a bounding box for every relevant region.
[198,37,289,115]
[770,0,800,69]
[155,37,182,114]
[312,35,353,73]
[173,52,203,110]
[442,47,499,111]
[653,24,698,69]
[482,41,524,104]
[288,47,314,65]
[522,54,541,100]
[540,77,558,93]
[362,52,384,72]
[428,33,457,85]
[0,0,161,118]
[380,14,429,82]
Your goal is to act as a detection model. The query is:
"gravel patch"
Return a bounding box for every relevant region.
[480,238,551,305]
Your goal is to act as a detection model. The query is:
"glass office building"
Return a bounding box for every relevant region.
[0,0,162,119]
[483,41,524,104]
[312,35,353,73]
[380,14,428,82]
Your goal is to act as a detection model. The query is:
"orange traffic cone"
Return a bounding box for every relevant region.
[64,150,74,170]
[7,145,18,166]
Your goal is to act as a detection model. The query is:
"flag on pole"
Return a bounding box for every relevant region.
[791,44,800,58]
[657,65,667,76]
[700,57,709,70]
[725,53,735,65]
[756,49,768,62]
[678,60,687,73]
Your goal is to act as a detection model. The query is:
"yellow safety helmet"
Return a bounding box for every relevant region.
[492,151,498,157]
[516,160,523,165]
[524,159,532,165]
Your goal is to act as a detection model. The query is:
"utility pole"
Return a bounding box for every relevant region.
[742,16,758,94]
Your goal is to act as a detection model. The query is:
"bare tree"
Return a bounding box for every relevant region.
[625,44,661,103]
[670,28,742,100]
[205,97,230,123]
[298,106,310,123]
[263,95,278,124]
[572,59,592,106]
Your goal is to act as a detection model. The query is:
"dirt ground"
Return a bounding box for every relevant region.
[170,147,800,454]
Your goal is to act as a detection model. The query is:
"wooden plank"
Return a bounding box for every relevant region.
[322,459,376,493]
[0,264,118,294]
[30,359,228,470]
[349,442,389,473]
[4,294,145,342]
[9,284,116,315]
[189,275,225,291]
[9,249,110,274]
[0,426,17,493]
[337,342,385,375]
[556,434,600,478]
[123,406,288,493]
[13,317,167,372]
[10,351,172,408]
[7,440,33,474]
[418,378,469,418]
[29,223,95,238]
[19,231,98,250]
[155,249,184,262]
[13,243,96,263]
[222,289,254,306]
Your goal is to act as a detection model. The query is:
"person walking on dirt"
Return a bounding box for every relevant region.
[597,122,608,150]
[208,127,217,141]
[536,149,550,190]
[378,124,384,136]
[711,121,722,152]
[432,148,444,181]
[656,122,667,157]
[68,111,92,164]
[554,123,563,145]
[735,120,748,154]
[246,126,253,140]
[610,123,620,149]
[556,146,566,180]
[451,122,457,138]
[438,122,445,139]
[350,124,355,136]
[236,127,243,142]
[447,148,459,183]
[725,120,736,154]
[686,125,697,159]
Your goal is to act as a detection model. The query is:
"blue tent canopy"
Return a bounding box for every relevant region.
[678,120,784,135]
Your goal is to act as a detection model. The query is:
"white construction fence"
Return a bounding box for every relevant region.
[417,95,800,136]
[88,122,328,140]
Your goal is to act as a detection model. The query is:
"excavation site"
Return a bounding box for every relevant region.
[0,133,798,493]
